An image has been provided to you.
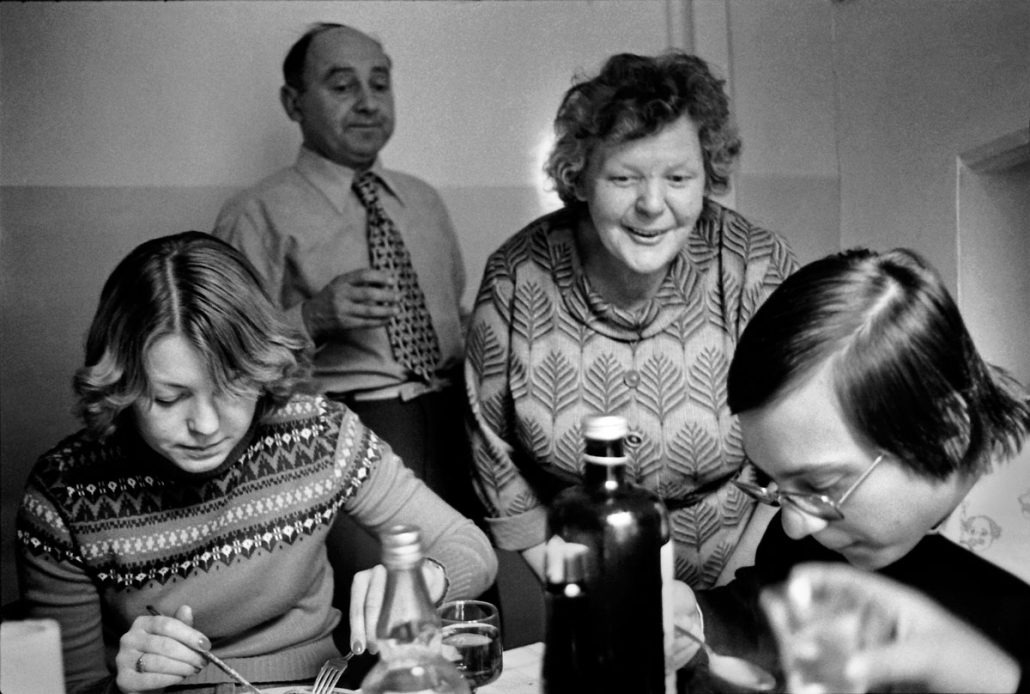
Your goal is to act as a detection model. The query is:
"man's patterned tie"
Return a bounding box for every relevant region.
[352,171,442,383]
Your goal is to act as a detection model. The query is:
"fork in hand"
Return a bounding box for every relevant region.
[312,652,355,694]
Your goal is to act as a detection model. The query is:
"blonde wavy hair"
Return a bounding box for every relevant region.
[74,231,311,438]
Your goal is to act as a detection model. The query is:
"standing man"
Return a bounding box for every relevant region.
[213,22,483,614]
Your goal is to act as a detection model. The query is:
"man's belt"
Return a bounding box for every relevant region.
[327,380,440,403]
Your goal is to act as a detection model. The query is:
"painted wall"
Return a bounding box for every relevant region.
[727,0,842,263]
[832,0,1030,287]
[958,154,1030,387]
[940,148,1030,584]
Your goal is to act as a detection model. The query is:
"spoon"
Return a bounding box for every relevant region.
[676,624,776,691]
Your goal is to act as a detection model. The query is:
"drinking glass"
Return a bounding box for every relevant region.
[437,599,503,692]
[760,573,891,694]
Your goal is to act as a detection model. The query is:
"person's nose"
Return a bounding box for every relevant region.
[780,504,829,540]
[353,84,378,113]
[187,396,220,437]
[635,179,665,218]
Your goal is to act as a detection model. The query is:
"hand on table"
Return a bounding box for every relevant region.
[303,268,399,339]
[115,605,208,693]
[668,579,704,671]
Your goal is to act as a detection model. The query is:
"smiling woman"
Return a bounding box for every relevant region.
[464,50,798,595]
[575,115,706,308]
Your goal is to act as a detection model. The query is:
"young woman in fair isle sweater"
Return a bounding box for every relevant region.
[15,232,497,694]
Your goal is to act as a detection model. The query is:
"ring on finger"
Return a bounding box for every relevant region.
[136,653,146,673]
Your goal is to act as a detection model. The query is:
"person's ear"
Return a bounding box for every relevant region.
[572,176,589,203]
[573,150,597,202]
[280,85,303,123]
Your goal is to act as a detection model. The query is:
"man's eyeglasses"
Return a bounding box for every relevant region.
[732,454,886,521]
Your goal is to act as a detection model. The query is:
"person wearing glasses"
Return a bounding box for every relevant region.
[675,248,1030,692]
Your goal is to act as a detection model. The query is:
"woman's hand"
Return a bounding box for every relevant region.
[349,564,389,656]
[115,605,208,693]
[789,563,1021,694]
[668,579,704,671]
[349,561,447,656]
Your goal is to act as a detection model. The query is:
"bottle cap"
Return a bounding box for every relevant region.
[582,415,628,442]
[381,524,423,567]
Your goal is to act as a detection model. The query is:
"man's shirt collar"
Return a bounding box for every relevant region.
[295,145,404,213]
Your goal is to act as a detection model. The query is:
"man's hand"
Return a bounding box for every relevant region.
[302,268,399,340]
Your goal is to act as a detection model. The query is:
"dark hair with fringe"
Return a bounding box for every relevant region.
[728,247,1030,479]
[544,50,740,205]
[74,232,312,438]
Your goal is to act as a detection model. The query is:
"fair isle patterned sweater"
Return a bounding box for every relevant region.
[16,394,496,694]
[466,200,797,588]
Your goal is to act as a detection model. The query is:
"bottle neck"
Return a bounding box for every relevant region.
[584,437,625,458]
[583,434,629,489]
[582,458,629,489]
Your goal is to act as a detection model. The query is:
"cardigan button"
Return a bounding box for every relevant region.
[623,370,641,387]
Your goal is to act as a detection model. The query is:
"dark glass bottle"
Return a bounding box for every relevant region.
[360,525,470,694]
[546,415,671,694]
[541,542,598,693]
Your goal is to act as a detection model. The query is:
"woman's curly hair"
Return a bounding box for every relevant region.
[545,51,740,205]
[74,231,312,438]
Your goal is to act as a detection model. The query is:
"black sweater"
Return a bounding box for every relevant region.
[697,513,1030,691]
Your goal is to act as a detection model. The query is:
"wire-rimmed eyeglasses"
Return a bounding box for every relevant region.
[732,454,886,521]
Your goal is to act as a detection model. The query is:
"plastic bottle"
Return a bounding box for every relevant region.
[546,415,672,694]
[360,525,471,694]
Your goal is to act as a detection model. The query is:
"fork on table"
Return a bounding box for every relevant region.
[311,652,355,694]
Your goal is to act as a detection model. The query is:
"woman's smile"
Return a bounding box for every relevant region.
[623,223,676,240]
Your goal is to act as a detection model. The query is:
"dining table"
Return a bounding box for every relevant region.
[272,639,767,694]
[0,624,759,694]
[472,640,758,694]
[470,640,770,694]
[479,641,543,694]
[263,642,544,694]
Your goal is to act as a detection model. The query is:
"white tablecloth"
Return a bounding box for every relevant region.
[261,642,544,694]
[480,641,543,694]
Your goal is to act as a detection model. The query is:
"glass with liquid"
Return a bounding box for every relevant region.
[761,572,890,694]
[438,600,503,691]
